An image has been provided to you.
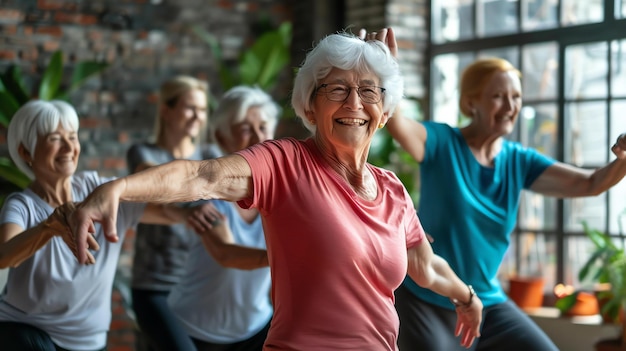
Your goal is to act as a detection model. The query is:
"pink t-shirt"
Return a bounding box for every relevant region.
[237,138,425,350]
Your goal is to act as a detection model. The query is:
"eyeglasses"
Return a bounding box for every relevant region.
[316,84,386,104]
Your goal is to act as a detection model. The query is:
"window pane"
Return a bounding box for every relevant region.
[477,0,519,37]
[432,53,475,126]
[500,233,555,296]
[564,101,608,165]
[478,46,519,68]
[564,235,607,287]
[519,192,558,230]
[522,42,558,100]
[561,0,604,26]
[565,42,608,99]
[564,194,607,232]
[620,0,626,18]
[432,0,475,43]
[520,103,558,157]
[611,40,626,98]
[522,0,558,31]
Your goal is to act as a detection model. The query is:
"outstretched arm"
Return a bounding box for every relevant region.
[70,154,253,264]
[360,27,428,163]
[530,133,626,197]
[407,241,483,348]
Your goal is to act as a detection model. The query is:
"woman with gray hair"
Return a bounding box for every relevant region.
[167,85,279,351]
[0,100,196,351]
[68,31,482,350]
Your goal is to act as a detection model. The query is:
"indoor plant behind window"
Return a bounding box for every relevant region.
[557,218,626,351]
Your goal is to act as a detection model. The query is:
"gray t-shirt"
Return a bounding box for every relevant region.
[0,171,145,350]
[127,143,219,290]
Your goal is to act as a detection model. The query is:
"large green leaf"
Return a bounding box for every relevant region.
[0,66,30,105]
[0,90,20,127]
[39,51,63,100]
[66,61,109,96]
[0,157,30,189]
[239,27,290,89]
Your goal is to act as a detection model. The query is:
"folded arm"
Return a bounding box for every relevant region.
[0,203,97,267]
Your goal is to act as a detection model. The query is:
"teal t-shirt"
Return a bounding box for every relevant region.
[404,121,555,308]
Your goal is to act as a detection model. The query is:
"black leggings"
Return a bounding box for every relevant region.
[0,321,105,351]
[395,284,559,351]
[131,288,196,351]
[191,320,271,351]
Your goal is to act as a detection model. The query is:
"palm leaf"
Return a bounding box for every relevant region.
[66,61,109,96]
[0,158,30,189]
[39,51,63,100]
[0,66,30,105]
[0,90,20,127]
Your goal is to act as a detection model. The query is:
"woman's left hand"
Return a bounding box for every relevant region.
[453,295,483,348]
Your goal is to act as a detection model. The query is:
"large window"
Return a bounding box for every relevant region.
[429,0,626,294]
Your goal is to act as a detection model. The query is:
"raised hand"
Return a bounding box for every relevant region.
[611,133,626,160]
[359,27,398,58]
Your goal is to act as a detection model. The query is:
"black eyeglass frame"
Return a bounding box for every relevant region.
[316,83,386,104]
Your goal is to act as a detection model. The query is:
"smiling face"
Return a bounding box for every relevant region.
[307,68,388,155]
[219,106,275,154]
[27,123,80,181]
[467,70,522,137]
[161,88,208,140]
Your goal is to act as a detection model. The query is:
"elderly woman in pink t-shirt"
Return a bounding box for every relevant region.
[67,30,483,350]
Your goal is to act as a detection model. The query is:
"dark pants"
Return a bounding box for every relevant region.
[192,320,271,351]
[132,288,196,351]
[0,321,106,351]
[395,284,559,351]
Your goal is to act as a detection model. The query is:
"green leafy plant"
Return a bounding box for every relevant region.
[191,21,292,109]
[0,50,108,205]
[556,219,626,324]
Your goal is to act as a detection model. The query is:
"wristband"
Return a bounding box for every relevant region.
[451,284,474,307]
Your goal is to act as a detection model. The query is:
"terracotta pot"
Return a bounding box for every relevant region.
[564,291,600,316]
[508,276,545,310]
[595,338,626,351]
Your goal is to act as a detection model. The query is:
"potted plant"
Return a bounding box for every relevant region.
[0,50,108,206]
[556,220,626,350]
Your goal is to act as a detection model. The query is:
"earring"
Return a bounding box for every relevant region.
[378,123,385,129]
[471,109,477,117]
[309,119,316,125]
[27,161,32,167]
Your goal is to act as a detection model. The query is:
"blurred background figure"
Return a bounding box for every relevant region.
[127,76,216,351]
[168,85,280,351]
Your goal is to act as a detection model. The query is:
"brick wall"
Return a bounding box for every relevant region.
[0,1,428,350]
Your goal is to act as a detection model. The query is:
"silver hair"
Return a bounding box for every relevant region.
[211,85,281,143]
[7,100,79,180]
[291,31,404,133]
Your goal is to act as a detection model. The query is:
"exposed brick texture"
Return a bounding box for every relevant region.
[0,1,428,349]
